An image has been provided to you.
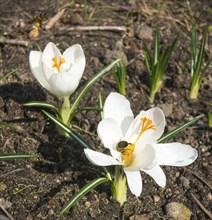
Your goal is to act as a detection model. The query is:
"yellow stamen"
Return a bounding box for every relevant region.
[52,56,65,73]
[116,117,156,166]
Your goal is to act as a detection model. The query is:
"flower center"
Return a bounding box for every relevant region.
[52,56,65,73]
[116,117,156,166]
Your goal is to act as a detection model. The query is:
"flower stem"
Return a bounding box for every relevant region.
[190,83,199,99]
[111,166,127,206]
[60,96,71,126]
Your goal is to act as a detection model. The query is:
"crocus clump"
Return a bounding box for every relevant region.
[85,92,198,203]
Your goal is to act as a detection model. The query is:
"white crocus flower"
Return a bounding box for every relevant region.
[29,42,85,98]
[85,92,198,198]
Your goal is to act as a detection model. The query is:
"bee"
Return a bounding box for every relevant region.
[116,141,135,165]
[33,12,48,28]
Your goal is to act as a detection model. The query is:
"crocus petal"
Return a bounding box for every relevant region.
[127,107,166,147]
[29,51,51,91]
[103,93,134,136]
[125,144,157,171]
[124,170,142,197]
[155,143,198,166]
[48,72,80,98]
[109,149,123,163]
[42,43,63,78]
[97,118,123,150]
[42,42,61,62]
[63,44,86,80]
[84,149,121,166]
[142,165,166,187]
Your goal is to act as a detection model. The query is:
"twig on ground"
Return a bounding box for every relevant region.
[0,37,29,47]
[0,168,25,178]
[187,169,212,190]
[191,193,212,219]
[0,204,14,220]
[45,9,66,30]
[58,25,127,32]
[72,125,97,137]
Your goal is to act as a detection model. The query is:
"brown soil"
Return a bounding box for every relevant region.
[0,0,211,219]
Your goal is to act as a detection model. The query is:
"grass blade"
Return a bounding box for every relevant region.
[42,110,93,149]
[0,154,35,160]
[23,101,59,114]
[68,59,120,122]
[158,115,204,143]
[59,177,109,216]
[0,69,18,81]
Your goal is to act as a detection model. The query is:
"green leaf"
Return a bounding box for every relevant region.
[191,28,207,89]
[68,59,121,123]
[59,177,109,216]
[42,110,93,149]
[23,101,59,114]
[158,115,204,143]
[191,24,197,76]
[199,57,212,83]
[143,41,152,75]
[154,28,159,66]
[98,92,104,120]
[0,69,18,81]
[0,154,36,160]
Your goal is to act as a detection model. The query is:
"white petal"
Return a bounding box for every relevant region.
[84,149,121,166]
[155,143,198,166]
[97,118,122,150]
[103,93,134,136]
[42,42,61,61]
[124,170,142,197]
[42,43,62,78]
[29,51,51,92]
[142,165,166,187]
[63,44,86,80]
[125,144,157,171]
[127,107,166,146]
[48,71,80,98]
[109,149,123,163]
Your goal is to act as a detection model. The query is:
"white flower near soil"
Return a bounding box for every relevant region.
[84,92,198,197]
[29,42,85,98]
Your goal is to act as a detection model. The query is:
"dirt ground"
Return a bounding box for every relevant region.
[0,0,211,219]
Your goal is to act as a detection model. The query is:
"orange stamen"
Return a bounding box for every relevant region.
[52,56,65,73]
[134,117,156,144]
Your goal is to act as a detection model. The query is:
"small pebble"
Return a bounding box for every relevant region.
[85,201,91,208]
[207,193,212,201]
[181,176,190,189]
[129,214,149,220]
[153,195,160,202]
[165,202,191,220]
[48,209,54,215]
[0,182,7,191]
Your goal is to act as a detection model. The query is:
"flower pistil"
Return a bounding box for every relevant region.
[52,56,65,73]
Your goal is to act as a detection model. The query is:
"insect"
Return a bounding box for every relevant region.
[33,12,48,28]
[116,141,135,166]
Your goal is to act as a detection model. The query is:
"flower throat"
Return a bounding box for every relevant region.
[116,117,156,166]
